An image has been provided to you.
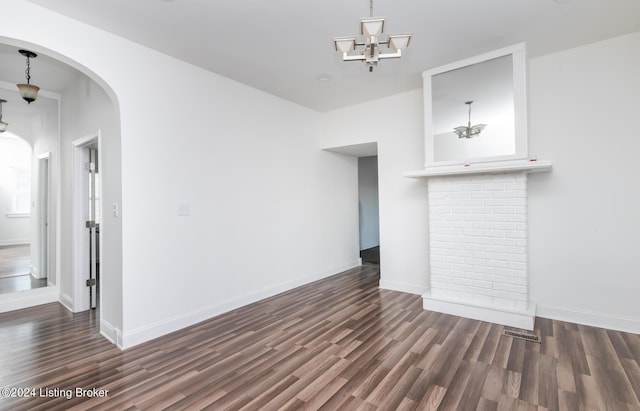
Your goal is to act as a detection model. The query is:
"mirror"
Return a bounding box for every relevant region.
[423,44,528,167]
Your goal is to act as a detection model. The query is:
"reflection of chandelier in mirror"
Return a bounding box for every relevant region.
[454,101,486,139]
[16,50,40,104]
[0,99,7,133]
[333,0,412,72]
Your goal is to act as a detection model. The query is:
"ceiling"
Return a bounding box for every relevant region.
[7,0,640,112]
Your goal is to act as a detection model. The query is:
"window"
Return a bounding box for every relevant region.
[0,134,32,217]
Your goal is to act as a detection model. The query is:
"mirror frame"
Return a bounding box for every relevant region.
[422,43,528,167]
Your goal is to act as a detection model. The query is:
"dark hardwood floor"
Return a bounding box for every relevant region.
[1,265,639,410]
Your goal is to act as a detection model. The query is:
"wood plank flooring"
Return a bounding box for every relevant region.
[0,244,47,294]
[0,244,31,278]
[1,265,639,410]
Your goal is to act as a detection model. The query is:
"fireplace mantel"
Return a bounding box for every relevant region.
[405,159,552,179]
[406,159,552,330]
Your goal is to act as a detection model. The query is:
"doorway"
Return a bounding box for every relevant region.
[358,156,380,265]
[323,142,381,267]
[72,134,102,312]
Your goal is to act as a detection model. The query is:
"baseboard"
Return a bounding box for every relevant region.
[422,291,536,330]
[58,292,74,312]
[120,259,361,349]
[0,240,30,247]
[536,303,640,334]
[99,318,123,348]
[0,286,59,313]
[379,279,427,295]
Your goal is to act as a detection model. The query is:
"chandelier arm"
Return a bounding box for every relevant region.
[378,50,402,59]
[342,53,367,61]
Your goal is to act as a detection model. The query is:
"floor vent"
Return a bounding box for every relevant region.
[502,329,541,343]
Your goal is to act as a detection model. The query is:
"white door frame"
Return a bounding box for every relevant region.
[37,152,51,282]
[72,131,102,313]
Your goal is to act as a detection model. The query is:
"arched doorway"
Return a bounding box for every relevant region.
[0,39,122,346]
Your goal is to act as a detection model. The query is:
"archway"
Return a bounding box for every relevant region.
[0,38,123,346]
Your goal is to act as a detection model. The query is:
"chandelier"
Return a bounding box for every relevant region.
[0,99,7,133]
[333,0,412,72]
[454,101,486,139]
[16,50,40,104]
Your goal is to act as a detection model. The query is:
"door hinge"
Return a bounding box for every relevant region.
[86,278,96,287]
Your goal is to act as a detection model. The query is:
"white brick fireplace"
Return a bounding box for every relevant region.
[406,160,552,329]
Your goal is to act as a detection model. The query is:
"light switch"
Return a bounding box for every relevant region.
[113,203,119,217]
[178,204,191,216]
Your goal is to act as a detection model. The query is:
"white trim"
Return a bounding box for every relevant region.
[36,153,51,280]
[537,304,640,335]
[120,260,360,349]
[422,43,529,168]
[0,286,59,313]
[422,291,536,330]
[0,240,30,246]
[5,212,30,218]
[379,280,427,295]
[59,291,74,312]
[100,319,119,346]
[405,159,552,178]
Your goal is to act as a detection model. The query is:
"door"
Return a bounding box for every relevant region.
[86,148,100,309]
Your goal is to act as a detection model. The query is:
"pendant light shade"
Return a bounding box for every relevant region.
[16,83,40,104]
[360,17,385,37]
[16,50,39,104]
[334,37,357,53]
[388,34,412,51]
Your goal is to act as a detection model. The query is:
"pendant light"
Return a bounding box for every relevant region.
[453,101,486,139]
[16,50,40,104]
[333,0,412,72]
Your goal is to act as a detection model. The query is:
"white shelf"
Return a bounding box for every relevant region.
[404,159,552,178]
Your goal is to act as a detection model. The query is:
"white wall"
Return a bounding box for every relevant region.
[321,91,430,295]
[3,0,359,348]
[528,32,640,332]
[58,76,122,336]
[358,156,380,250]
[322,31,640,333]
